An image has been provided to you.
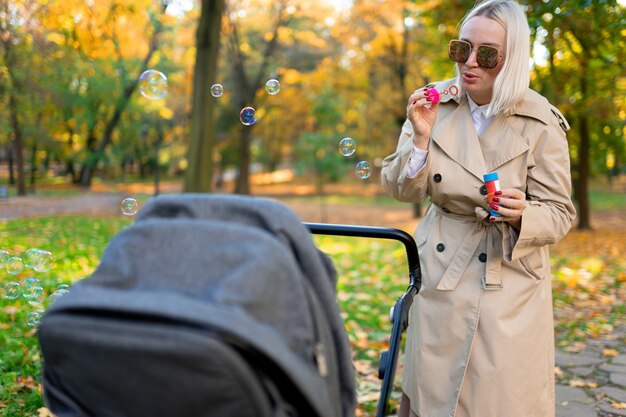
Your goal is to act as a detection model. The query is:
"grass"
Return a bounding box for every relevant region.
[0,187,625,416]
[587,187,626,211]
[0,216,132,416]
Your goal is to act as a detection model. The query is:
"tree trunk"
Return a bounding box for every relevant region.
[235,127,252,194]
[229,0,289,195]
[575,114,591,230]
[9,92,26,196]
[80,84,136,187]
[8,144,15,185]
[2,10,25,196]
[183,0,225,193]
[575,60,591,230]
[30,142,37,192]
[153,131,163,196]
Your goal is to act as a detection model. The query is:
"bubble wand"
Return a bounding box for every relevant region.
[412,84,459,105]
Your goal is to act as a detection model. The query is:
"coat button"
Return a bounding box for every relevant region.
[433,173,442,183]
[442,207,450,213]
[436,243,445,252]
[479,253,487,262]
[480,185,488,195]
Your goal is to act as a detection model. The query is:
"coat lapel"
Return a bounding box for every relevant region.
[479,115,529,173]
[432,99,487,181]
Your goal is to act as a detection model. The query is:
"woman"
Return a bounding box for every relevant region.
[381,1,576,416]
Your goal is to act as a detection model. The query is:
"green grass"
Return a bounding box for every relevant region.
[588,188,626,211]
[0,216,132,416]
[1,207,624,415]
[0,215,410,415]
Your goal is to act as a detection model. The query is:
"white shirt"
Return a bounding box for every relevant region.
[406,94,495,177]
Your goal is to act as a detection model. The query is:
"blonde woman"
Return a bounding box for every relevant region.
[381,1,576,416]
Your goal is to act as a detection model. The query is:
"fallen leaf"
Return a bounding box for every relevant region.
[566,342,587,353]
[612,402,626,410]
[15,375,38,392]
[569,379,598,388]
[38,407,56,417]
[602,348,620,357]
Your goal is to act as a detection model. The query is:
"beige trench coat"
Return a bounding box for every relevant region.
[381,79,577,417]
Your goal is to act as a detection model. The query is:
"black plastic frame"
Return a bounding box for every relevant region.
[304,223,422,417]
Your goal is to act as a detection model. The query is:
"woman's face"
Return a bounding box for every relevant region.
[457,16,506,105]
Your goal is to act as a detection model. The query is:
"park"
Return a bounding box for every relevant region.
[1,0,625,416]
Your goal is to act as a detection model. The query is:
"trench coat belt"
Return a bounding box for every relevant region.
[434,205,503,291]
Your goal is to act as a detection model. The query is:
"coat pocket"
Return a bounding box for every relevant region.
[519,247,548,281]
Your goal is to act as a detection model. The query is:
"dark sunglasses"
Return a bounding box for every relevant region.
[448,39,503,69]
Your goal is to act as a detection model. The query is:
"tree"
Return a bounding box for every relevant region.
[526,1,626,230]
[78,2,169,187]
[183,0,226,192]
[0,0,48,195]
[225,0,293,194]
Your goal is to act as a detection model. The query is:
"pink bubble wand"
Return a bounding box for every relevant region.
[412,84,459,105]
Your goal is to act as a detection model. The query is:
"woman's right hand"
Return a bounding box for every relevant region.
[407,87,440,150]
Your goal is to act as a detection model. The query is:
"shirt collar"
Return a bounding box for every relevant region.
[466,94,490,118]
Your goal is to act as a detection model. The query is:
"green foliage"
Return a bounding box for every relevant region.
[0,215,131,414]
[294,132,350,188]
[526,0,626,177]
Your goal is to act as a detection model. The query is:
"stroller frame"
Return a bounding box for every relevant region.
[304,223,421,417]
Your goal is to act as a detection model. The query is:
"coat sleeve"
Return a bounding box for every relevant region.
[381,119,430,203]
[504,113,577,261]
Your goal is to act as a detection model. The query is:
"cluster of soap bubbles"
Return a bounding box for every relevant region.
[120,197,139,216]
[138,69,376,181]
[1,248,54,275]
[1,248,68,328]
[338,137,372,180]
[210,79,280,126]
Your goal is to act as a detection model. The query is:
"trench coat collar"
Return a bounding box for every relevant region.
[430,82,530,180]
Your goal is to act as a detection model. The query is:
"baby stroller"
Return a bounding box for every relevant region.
[38,194,421,417]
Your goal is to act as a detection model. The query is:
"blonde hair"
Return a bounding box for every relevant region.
[454,0,530,117]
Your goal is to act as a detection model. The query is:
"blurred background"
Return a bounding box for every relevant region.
[0,0,623,228]
[0,1,625,415]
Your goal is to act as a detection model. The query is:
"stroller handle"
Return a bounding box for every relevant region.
[303,222,422,417]
[303,223,421,292]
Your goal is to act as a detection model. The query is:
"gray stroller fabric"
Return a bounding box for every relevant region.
[38,194,356,417]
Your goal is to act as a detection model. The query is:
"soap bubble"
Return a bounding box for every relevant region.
[23,248,54,272]
[139,69,168,100]
[265,79,280,95]
[26,310,44,327]
[22,248,40,269]
[355,161,372,179]
[0,249,9,267]
[120,197,139,216]
[6,257,23,275]
[4,282,20,299]
[26,287,45,305]
[210,83,223,97]
[32,250,54,272]
[240,107,257,126]
[22,276,41,289]
[22,277,44,304]
[338,137,356,156]
[48,288,70,306]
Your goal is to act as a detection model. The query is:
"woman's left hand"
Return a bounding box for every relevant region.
[487,188,527,228]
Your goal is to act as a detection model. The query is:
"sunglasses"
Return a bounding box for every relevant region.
[448,39,503,69]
